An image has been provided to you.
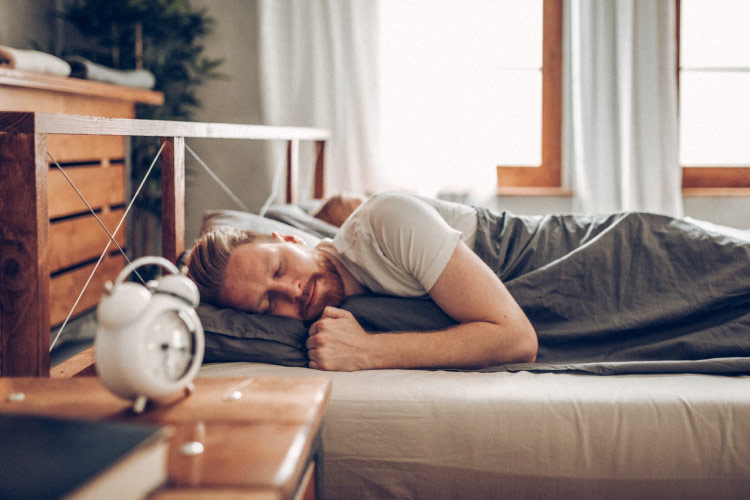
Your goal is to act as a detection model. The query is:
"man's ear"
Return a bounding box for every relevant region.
[272,231,307,247]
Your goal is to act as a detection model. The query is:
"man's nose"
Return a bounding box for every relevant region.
[275,276,303,299]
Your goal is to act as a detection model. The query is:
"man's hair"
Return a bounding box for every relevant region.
[186,226,277,305]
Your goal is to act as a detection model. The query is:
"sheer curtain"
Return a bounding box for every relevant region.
[256,0,380,198]
[564,0,683,216]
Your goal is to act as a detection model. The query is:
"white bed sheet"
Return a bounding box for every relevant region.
[199,362,750,500]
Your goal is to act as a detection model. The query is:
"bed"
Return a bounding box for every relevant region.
[2,112,749,499]
[192,199,750,499]
[199,362,750,500]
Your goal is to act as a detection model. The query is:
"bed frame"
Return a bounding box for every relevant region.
[0,111,328,377]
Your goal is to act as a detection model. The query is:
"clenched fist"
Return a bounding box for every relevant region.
[307,307,376,371]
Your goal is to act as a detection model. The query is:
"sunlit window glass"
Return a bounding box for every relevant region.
[680,0,750,166]
[379,0,542,193]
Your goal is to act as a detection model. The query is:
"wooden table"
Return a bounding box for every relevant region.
[0,376,330,500]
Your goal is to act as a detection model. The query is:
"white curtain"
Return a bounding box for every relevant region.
[256,0,381,199]
[564,0,683,216]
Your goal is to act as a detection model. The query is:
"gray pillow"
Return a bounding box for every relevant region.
[199,302,309,366]
[198,295,455,367]
[263,204,338,239]
[196,209,455,366]
[200,209,323,247]
[343,295,455,332]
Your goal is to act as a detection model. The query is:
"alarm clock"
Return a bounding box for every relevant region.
[95,256,205,413]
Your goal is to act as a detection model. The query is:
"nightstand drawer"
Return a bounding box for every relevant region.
[148,462,316,500]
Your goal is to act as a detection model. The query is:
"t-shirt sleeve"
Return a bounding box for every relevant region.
[366,193,462,292]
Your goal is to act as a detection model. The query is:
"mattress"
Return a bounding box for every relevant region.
[199,362,750,499]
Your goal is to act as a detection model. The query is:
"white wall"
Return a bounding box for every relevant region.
[0,0,56,50]
[186,0,332,244]
[182,0,272,245]
[474,193,750,230]
[683,196,750,229]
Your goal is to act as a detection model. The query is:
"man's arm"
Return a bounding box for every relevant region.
[306,240,538,371]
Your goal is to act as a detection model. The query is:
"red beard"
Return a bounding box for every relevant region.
[299,252,345,321]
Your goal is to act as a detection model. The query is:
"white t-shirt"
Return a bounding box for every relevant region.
[316,193,477,297]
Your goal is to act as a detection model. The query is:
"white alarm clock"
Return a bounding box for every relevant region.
[95,256,205,413]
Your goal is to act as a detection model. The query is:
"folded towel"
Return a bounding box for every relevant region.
[67,56,156,89]
[0,45,71,76]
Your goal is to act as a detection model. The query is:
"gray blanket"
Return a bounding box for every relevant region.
[471,208,750,374]
[254,204,750,374]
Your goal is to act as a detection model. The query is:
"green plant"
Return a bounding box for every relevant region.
[63,0,225,215]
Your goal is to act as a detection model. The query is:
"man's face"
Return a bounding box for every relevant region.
[219,235,345,321]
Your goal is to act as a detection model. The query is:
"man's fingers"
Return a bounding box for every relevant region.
[320,306,350,319]
[306,335,322,349]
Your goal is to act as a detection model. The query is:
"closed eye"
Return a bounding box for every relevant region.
[274,259,283,279]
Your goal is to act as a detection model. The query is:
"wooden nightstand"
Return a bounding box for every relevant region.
[0,69,165,378]
[0,376,330,500]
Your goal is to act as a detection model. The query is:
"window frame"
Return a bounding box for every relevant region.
[498,0,750,195]
[677,0,750,192]
[496,0,565,195]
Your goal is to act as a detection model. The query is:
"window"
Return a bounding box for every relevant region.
[678,0,750,191]
[381,1,748,196]
[495,0,563,194]
[379,0,558,196]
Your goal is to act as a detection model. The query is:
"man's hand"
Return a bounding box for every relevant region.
[307,307,374,371]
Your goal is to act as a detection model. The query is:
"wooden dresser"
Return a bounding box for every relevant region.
[0,68,163,331]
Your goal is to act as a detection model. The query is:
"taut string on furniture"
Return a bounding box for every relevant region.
[0,111,329,377]
[46,143,164,352]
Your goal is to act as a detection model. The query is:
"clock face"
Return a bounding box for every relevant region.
[145,309,196,382]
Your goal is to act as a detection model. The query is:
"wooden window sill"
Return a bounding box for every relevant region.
[496,186,573,197]
[682,187,750,197]
[497,187,750,198]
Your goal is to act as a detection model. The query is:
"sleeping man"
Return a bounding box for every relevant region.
[186,192,750,372]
